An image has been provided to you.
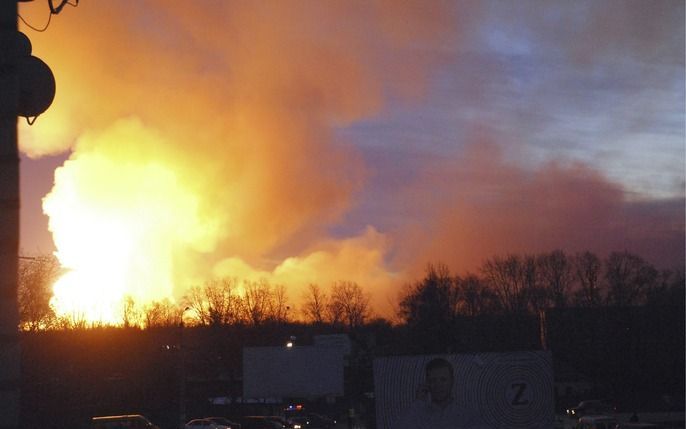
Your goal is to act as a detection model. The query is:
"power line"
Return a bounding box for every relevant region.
[17,9,52,32]
[17,0,79,33]
[49,0,78,15]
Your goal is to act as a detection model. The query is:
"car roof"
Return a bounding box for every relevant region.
[93,415,149,422]
[578,415,617,422]
[618,424,663,428]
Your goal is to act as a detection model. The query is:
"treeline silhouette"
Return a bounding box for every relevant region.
[18,249,683,331]
[399,250,684,321]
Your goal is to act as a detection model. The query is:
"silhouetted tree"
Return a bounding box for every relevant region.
[302,283,327,324]
[18,255,60,330]
[645,269,685,307]
[326,293,345,326]
[572,251,603,307]
[183,278,239,325]
[605,251,658,306]
[454,274,499,316]
[54,312,89,330]
[330,281,370,329]
[267,283,290,323]
[205,278,240,324]
[398,264,454,325]
[121,296,141,328]
[537,249,573,308]
[481,255,529,314]
[240,279,273,326]
[143,298,183,327]
[397,264,461,352]
[521,254,550,313]
[184,285,210,325]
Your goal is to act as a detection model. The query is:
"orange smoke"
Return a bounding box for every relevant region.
[18,2,682,324]
[18,1,461,323]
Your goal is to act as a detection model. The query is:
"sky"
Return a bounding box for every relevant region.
[16,0,685,319]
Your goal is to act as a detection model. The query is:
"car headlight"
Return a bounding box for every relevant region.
[294,425,301,429]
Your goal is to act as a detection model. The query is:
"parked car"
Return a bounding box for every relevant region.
[305,414,336,429]
[92,415,160,429]
[615,424,664,429]
[567,400,616,418]
[282,413,335,429]
[286,416,309,429]
[234,416,283,429]
[263,416,292,428]
[185,418,231,429]
[575,415,618,429]
[205,417,242,429]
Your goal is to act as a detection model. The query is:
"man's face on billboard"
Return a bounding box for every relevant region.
[427,366,453,404]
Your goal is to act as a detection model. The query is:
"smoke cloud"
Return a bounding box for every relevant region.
[16,1,683,320]
[391,137,685,280]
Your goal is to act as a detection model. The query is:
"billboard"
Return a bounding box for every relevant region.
[374,351,554,429]
[243,346,344,398]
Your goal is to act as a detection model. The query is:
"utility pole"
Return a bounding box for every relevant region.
[0,2,21,428]
[0,2,55,427]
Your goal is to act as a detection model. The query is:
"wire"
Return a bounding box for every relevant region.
[19,0,78,33]
[49,0,79,14]
[17,11,52,33]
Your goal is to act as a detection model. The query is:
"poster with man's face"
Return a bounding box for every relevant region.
[374,350,554,429]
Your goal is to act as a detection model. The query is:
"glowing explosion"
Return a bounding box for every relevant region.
[44,119,222,323]
[25,1,444,324]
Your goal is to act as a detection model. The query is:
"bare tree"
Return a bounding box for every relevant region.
[240,279,273,326]
[480,255,529,314]
[183,285,211,325]
[267,283,290,323]
[605,251,658,306]
[521,254,549,313]
[330,281,370,329]
[326,294,345,326]
[454,274,499,316]
[18,255,61,331]
[537,250,573,308]
[205,278,239,325]
[302,283,327,324]
[54,312,89,330]
[121,295,141,328]
[143,299,184,328]
[572,251,603,307]
[183,278,239,326]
